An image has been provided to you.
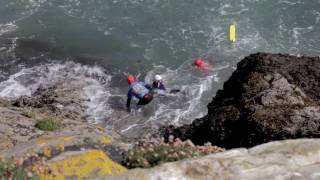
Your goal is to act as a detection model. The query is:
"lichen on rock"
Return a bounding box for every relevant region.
[0,81,127,179]
[35,150,126,179]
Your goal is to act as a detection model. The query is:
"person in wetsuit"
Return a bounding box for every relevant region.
[152,74,181,94]
[126,75,153,111]
[193,57,212,76]
[152,74,166,91]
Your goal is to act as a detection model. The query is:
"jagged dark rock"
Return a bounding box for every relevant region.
[165,53,320,149]
[13,86,58,108]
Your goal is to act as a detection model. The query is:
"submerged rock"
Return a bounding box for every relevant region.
[165,53,320,148]
[110,139,320,180]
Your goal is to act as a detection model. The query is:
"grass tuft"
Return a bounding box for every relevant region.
[0,160,37,180]
[35,119,60,131]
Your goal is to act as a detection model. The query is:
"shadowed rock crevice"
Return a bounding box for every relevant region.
[165,53,320,148]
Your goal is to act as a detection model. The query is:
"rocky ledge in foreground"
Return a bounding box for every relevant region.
[111,139,320,180]
[0,81,127,179]
[165,53,320,148]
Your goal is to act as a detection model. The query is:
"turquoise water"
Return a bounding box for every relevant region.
[0,0,319,138]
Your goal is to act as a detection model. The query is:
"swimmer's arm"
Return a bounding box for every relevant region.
[144,84,152,91]
[160,83,166,91]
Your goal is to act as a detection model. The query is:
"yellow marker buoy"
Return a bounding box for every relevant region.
[229,24,236,43]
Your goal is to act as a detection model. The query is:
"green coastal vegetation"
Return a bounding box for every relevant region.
[35,119,61,131]
[0,160,38,180]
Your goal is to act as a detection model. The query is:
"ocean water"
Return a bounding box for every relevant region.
[0,0,319,139]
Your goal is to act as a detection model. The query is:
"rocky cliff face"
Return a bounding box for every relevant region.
[111,139,320,180]
[0,81,127,179]
[165,53,320,148]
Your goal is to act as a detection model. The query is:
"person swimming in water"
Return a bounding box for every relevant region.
[126,75,153,111]
[152,74,166,91]
[193,57,212,76]
[152,74,181,94]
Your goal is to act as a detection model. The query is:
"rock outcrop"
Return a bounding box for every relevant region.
[110,139,320,180]
[165,53,320,148]
[0,83,127,179]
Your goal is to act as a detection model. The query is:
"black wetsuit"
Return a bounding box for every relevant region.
[152,80,166,91]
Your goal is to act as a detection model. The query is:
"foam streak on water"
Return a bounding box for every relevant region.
[0,23,18,36]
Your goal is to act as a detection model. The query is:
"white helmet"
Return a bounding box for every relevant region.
[154,74,162,81]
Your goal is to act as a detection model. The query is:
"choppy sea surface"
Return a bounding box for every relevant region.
[0,0,319,138]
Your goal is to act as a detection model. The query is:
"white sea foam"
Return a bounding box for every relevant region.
[83,76,112,124]
[218,2,249,16]
[0,61,112,124]
[0,23,18,36]
[218,3,232,15]
[0,0,47,37]
[113,61,229,135]
[292,26,314,46]
[315,10,320,24]
[278,0,301,6]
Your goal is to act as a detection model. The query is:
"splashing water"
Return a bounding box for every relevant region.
[0,0,319,139]
[0,61,112,123]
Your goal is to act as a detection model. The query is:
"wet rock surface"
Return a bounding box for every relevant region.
[0,82,89,151]
[165,53,320,148]
[12,82,88,121]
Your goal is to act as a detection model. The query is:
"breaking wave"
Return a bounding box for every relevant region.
[0,61,112,123]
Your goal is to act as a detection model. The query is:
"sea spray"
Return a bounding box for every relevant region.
[0,61,112,123]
